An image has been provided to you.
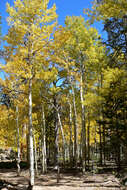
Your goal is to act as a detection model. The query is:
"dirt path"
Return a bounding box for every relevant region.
[0,169,124,190]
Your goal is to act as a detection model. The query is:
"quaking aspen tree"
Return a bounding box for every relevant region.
[87,0,127,21]
[4,0,57,187]
[53,15,107,171]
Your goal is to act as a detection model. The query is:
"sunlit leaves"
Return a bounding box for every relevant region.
[86,0,127,22]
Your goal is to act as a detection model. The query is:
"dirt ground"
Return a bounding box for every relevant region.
[0,169,125,190]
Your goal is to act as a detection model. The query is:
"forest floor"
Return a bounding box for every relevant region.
[0,168,126,190]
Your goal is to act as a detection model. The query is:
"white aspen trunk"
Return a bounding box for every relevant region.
[57,110,66,165]
[68,98,73,164]
[99,123,102,165]
[97,75,102,165]
[87,113,90,170]
[103,125,106,165]
[71,84,78,167]
[53,94,59,166]
[55,119,60,183]
[100,73,106,165]
[80,68,86,173]
[53,94,60,183]
[16,105,20,176]
[33,134,38,176]
[29,78,34,186]
[42,105,47,174]
[67,65,78,166]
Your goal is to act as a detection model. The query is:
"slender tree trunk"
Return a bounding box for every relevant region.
[57,110,66,166]
[71,85,78,167]
[98,74,103,166]
[103,125,106,165]
[55,118,60,183]
[28,78,34,187]
[42,105,47,174]
[87,113,90,170]
[80,67,86,173]
[94,125,97,159]
[53,95,60,183]
[53,96,59,165]
[99,124,102,165]
[68,98,73,165]
[67,67,78,167]
[16,105,20,176]
[100,73,105,165]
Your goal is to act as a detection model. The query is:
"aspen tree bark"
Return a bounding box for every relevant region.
[57,110,66,165]
[99,124,103,165]
[54,96,59,165]
[80,65,86,173]
[100,73,105,165]
[97,75,103,165]
[53,95,60,183]
[66,81,77,168]
[55,119,60,183]
[68,98,73,165]
[28,78,34,187]
[103,125,106,165]
[87,113,90,170]
[72,85,78,167]
[67,72,78,167]
[42,105,47,174]
[16,105,20,176]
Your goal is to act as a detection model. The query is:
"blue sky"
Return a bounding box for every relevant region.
[0,0,105,37]
[0,0,106,78]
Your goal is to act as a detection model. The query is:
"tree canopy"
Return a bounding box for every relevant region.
[0,0,127,188]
